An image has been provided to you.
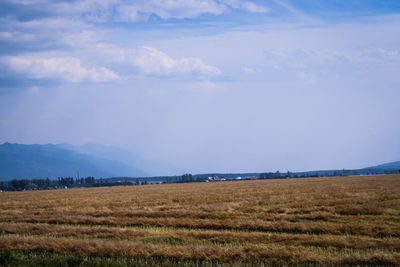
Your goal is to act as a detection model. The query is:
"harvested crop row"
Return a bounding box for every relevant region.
[1,176,399,213]
[1,222,400,250]
[1,235,399,264]
[1,212,399,237]
[1,175,400,265]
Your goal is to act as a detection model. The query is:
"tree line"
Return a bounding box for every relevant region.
[1,169,399,192]
[0,176,98,191]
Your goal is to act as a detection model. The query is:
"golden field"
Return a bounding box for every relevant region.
[1,175,400,265]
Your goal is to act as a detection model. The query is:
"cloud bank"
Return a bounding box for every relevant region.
[134,46,221,76]
[5,55,119,82]
[1,0,269,23]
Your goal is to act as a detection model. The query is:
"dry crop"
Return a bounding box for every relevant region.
[1,175,400,265]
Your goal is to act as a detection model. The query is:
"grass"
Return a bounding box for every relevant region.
[0,250,271,267]
[1,175,400,265]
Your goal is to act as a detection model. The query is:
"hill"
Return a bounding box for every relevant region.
[370,161,400,170]
[0,143,146,180]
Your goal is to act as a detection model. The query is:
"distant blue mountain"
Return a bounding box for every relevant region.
[0,142,398,181]
[0,143,146,181]
[366,161,400,170]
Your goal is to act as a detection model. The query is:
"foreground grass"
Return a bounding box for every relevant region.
[0,175,400,265]
[0,250,273,267]
[0,250,395,267]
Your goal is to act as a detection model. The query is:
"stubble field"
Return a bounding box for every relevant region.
[1,175,400,266]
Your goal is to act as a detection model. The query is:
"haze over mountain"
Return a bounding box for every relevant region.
[56,143,179,176]
[0,143,146,181]
[0,142,398,181]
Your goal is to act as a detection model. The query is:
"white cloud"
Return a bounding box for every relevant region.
[124,0,227,20]
[1,44,220,82]
[29,0,268,22]
[362,48,400,62]
[7,0,50,4]
[5,55,119,82]
[133,46,221,76]
[264,49,349,70]
[174,80,222,93]
[242,2,269,13]
[296,71,315,84]
[193,80,220,92]
[242,67,256,74]
[0,31,37,42]
[0,16,102,50]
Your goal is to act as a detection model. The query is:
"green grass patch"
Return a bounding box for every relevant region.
[0,250,321,267]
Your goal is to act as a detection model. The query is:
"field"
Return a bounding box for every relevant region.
[1,175,400,266]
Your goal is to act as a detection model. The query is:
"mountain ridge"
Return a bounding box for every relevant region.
[0,142,146,180]
[0,142,399,181]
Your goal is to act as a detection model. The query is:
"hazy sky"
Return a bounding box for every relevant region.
[1,0,400,175]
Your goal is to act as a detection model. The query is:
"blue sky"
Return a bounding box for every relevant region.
[0,0,399,175]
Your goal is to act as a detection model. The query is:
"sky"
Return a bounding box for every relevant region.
[0,0,400,175]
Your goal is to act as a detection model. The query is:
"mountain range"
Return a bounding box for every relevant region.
[0,142,399,181]
[0,142,146,180]
[365,161,400,171]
